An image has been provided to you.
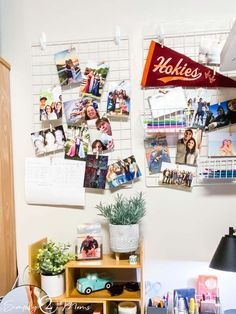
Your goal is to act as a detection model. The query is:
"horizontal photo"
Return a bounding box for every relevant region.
[160,162,197,191]
[31,125,66,156]
[204,99,236,131]
[208,130,236,157]
[106,155,142,189]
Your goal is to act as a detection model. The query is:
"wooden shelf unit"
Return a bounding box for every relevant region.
[28,239,144,314]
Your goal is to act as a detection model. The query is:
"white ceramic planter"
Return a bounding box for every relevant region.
[109,224,139,253]
[41,272,65,298]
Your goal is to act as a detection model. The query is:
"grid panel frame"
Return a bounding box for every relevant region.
[31,36,132,189]
[142,29,236,187]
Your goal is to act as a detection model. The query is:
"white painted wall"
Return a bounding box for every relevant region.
[1,0,236,309]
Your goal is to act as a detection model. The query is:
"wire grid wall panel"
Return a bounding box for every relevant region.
[142,29,236,187]
[31,37,133,190]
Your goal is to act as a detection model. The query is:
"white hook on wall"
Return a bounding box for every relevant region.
[155,23,164,44]
[39,32,47,50]
[114,25,121,46]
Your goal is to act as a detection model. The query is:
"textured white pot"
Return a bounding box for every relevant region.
[109,224,139,253]
[41,272,65,297]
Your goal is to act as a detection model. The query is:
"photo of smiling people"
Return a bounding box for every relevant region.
[106,81,130,118]
[176,128,202,166]
[39,86,62,121]
[95,117,114,151]
[31,125,66,156]
[83,154,108,189]
[80,61,109,100]
[160,161,197,191]
[54,48,83,89]
[65,124,90,161]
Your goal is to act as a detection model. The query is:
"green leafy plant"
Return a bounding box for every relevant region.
[96,192,146,225]
[35,240,75,276]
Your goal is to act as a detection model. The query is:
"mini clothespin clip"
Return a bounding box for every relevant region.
[49,124,53,132]
[39,32,47,51]
[114,25,121,46]
[96,149,99,160]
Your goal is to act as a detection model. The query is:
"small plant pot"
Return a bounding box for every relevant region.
[109,224,139,253]
[41,272,65,297]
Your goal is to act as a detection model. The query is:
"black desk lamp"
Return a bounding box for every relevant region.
[209,227,236,272]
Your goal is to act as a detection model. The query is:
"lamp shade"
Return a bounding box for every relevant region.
[209,233,236,272]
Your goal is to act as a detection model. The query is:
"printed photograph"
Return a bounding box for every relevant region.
[83,154,108,189]
[148,87,186,119]
[176,128,203,166]
[144,133,171,174]
[208,130,236,157]
[106,81,130,117]
[54,48,83,89]
[31,125,66,156]
[63,96,100,126]
[188,96,210,128]
[80,61,109,100]
[76,224,102,260]
[106,155,142,189]
[65,125,90,161]
[39,86,62,121]
[95,117,114,151]
[160,162,197,191]
[204,99,236,131]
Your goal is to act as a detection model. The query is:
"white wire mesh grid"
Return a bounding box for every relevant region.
[31,37,133,189]
[142,29,236,187]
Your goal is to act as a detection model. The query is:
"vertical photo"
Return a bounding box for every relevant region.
[54,48,83,89]
[39,86,62,121]
[83,155,108,189]
[144,133,171,174]
[76,224,102,260]
[95,117,114,151]
[80,61,109,100]
[122,155,142,182]
[65,125,90,161]
[106,81,131,117]
[175,128,202,166]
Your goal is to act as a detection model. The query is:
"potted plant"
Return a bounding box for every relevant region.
[96,192,146,253]
[34,240,75,297]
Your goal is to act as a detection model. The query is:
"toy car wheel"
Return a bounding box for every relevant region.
[85,287,92,295]
[105,282,112,289]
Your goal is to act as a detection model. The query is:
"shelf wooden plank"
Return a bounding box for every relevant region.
[53,288,141,302]
[66,254,141,269]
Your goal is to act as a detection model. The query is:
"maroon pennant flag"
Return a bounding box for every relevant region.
[141,40,236,88]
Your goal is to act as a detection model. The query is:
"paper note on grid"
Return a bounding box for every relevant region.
[25,157,85,206]
[148,87,186,119]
